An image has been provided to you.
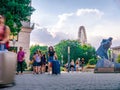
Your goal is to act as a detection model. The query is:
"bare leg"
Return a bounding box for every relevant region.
[48,62,51,74]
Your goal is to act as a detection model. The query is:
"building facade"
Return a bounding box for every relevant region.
[9,22,33,66]
[111,46,120,62]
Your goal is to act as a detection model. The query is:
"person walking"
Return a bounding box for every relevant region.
[35,50,42,74]
[48,46,56,74]
[17,47,25,75]
[0,14,10,50]
[41,54,46,73]
[32,52,37,74]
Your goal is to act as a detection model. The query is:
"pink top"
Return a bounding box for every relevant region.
[0,26,4,40]
[17,51,25,62]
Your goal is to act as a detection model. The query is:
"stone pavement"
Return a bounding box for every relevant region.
[1,72,120,90]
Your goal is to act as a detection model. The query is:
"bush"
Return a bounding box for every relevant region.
[117,54,120,63]
[88,58,97,65]
[22,60,27,71]
[60,67,65,71]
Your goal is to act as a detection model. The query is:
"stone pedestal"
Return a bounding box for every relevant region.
[95,59,113,73]
[95,68,114,73]
[95,59,120,73]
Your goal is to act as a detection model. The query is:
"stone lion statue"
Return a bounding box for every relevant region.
[96,37,113,60]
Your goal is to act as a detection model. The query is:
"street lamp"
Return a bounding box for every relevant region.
[68,46,70,72]
[78,58,80,66]
[12,38,16,52]
[61,55,63,66]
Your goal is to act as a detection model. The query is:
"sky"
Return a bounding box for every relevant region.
[30,0,120,48]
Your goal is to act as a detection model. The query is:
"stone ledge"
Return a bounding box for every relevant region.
[94,68,114,73]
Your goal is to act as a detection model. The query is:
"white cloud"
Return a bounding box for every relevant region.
[30,28,72,46]
[76,8,104,18]
[51,13,74,33]
[87,21,120,48]
[51,8,104,34]
[31,8,120,49]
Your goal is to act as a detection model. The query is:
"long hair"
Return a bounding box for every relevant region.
[48,46,54,52]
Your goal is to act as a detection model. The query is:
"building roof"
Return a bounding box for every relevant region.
[111,46,120,50]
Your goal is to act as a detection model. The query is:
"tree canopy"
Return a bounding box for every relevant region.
[30,45,48,60]
[54,40,96,64]
[29,40,97,65]
[0,0,35,35]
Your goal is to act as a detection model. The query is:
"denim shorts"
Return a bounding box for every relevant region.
[48,56,54,62]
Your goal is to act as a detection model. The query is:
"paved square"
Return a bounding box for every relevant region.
[1,72,120,90]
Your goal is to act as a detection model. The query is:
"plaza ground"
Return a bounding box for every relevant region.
[1,72,120,90]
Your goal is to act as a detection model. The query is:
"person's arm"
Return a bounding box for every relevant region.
[22,52,25,61]
[54,52,58,60]
[0,26,10,44]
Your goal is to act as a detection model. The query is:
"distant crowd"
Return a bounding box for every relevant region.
[16,46,58,75]
[16,46,85,75]
[64,58,85,72]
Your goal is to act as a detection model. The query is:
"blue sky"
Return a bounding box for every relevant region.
[31,0,120,48]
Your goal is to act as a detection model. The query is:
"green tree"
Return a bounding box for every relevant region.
[88,58,97,65]
[54,40,96,64]
[0,0,35,35]
[117,54,120,63]
[81,44,96,64]
[30,45,48,60]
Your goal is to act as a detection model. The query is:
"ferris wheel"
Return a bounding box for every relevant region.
[78,26,87,45]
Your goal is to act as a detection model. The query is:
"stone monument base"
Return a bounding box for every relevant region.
[94,59,120,73]
[94,68,114,73]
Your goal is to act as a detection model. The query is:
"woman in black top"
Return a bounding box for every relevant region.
[48,46,56,74]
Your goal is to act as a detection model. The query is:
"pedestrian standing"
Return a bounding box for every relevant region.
[41,54,47,73]
[48,46,56,74]
[70,60,75,71]
[32,52,37,74]
[75,59,80,72]
[17,47,25,75]
[35,50,42,74]
[80,58,85,72]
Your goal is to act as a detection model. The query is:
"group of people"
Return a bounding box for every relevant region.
[32,46,57,74]
[32,50,46,74]
[65,58,85,72]
[16,46,57,75]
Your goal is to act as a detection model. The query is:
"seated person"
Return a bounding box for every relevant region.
[70,60,75,71]
[75,60,80,71]
[0,15,10,50]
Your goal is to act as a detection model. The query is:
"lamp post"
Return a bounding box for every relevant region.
[78,58,80,67]
[61,55,63,66]
[12,38,16,52]
[68,46,70,72]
